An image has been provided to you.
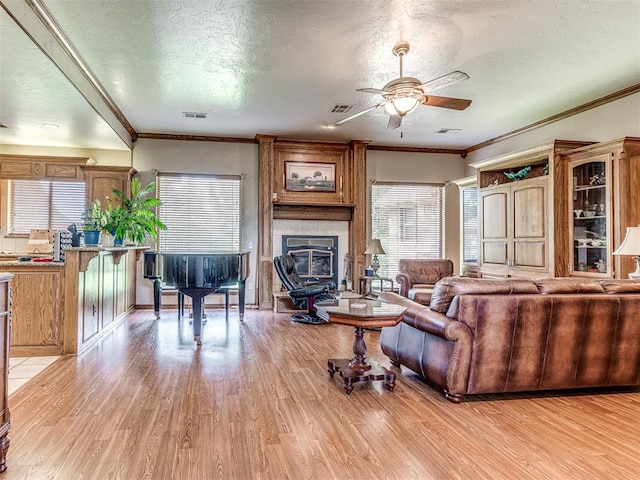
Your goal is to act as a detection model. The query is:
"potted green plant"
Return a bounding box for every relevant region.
[84,199,110,245]
[109,178,166,245]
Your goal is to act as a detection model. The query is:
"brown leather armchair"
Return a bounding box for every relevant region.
[396,259,453,305]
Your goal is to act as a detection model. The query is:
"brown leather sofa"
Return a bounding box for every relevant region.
[395,259,453,304]
[379,276,640,403]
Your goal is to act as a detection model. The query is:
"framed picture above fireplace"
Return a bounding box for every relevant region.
[285,162,336,192]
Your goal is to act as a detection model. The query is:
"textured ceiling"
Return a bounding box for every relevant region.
[1,0,639,151]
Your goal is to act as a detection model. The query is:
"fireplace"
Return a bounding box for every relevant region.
[283,235,338,287]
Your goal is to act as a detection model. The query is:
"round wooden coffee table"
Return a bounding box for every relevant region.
[316,298,405,394]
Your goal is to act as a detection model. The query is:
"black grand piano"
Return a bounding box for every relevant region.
[143,251,250,345]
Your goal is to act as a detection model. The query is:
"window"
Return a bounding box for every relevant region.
[157,173,242,253]
[371,182,445,279]
[461,186,478,263]
[8,180,86,234]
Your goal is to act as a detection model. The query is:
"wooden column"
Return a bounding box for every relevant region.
[256,134,277,309]
[349,140,369,289]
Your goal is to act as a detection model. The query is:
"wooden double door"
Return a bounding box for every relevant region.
[479,177,549,278]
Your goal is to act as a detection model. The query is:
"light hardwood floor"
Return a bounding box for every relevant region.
[4,307,640,479]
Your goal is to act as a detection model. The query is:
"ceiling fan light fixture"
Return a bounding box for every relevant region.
[385,96,419,116]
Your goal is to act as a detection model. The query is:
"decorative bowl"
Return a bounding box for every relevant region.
[585,211,596,217]
[576,238,590,246]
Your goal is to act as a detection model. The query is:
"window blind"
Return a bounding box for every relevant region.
[371,183,444,279]
[8,180,86,234]
[157,174,242,253]
[461,186,479,263]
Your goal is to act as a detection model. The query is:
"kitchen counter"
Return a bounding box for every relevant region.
[0,259,62,267]
[0,253,52,262]
[0,245,148,356]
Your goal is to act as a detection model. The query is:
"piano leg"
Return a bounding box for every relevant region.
[238,281,246,321]
[152,278,161,319]
[191,294,204,345]
[179,288,215,345]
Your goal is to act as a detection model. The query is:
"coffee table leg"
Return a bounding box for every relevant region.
[348,327,371,372]
[343,379,354,395]
[385,375,396,392]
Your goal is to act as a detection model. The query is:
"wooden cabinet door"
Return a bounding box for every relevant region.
[8,270,63,354]
[511,179,548,271]
[100,255,116,329]
[480,186,510,274]
[84,167,131,206]
[79,260,100,345]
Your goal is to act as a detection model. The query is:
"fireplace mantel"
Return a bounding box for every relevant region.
[272,203,355,221]
[257,135,368,309]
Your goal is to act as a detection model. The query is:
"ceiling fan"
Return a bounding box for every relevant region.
[332,41,472,130]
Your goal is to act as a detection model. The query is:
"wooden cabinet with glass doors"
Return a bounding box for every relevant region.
[562,137,640,279]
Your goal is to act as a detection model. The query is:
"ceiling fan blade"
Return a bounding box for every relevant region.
[418,71,469,93]
[356,87,393,95]
[421,95,472,110]
[332,103,384,126]
[387,114,402,130]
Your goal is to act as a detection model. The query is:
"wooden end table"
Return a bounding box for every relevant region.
[316,298,405,394]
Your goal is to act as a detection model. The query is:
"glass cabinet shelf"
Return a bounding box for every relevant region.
[570,158,610,276]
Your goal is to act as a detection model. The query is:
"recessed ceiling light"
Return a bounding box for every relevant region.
[43,122,60,129]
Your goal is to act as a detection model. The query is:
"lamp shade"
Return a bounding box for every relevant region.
[364,239,386,255]
[384,97,419,116]
[613,226,640,256]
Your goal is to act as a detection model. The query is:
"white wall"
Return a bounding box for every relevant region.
[464,92,640,170]
[132,138,259,305]
[366,150,468,274]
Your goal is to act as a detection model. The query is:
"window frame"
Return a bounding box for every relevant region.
[7,179,87,236]
[370,180,445,280]
[156,172,243,253]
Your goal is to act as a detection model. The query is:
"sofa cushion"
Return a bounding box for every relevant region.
[408,287,434,305]
[429,276,538,314]
[534,277,605,294]
[598,279,640,294]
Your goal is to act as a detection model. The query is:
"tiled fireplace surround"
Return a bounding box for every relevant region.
[272,220,349,293]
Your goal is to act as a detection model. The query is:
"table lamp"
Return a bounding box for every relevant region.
[613,225,640,279]
[364,239,385,277]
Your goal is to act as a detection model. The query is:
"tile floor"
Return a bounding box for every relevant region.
[8,356,61,396]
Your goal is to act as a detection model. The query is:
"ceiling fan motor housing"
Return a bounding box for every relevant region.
[382,77,425,99]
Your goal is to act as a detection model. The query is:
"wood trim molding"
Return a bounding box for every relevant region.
[465,83,640,154]
[136,132,256,144]
[0,154,89,165]
[368,144,465,156]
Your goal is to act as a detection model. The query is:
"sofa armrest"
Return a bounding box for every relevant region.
[379,291,473,399]
[396,273,411,297]
[379,292,469,342]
